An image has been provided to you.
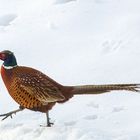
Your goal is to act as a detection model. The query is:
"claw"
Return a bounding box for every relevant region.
[40,122,54,127]
[0,114,12,121]
[47,121,54,127]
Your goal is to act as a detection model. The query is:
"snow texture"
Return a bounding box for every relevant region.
[0,14,17,26]
[54,0,76,4]
[0,0,140,139]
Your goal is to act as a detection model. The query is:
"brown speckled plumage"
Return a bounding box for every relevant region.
[1,66,68,113]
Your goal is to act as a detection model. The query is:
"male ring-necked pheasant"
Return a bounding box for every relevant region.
[0,50,140,126]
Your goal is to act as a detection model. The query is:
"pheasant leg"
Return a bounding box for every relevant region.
[46,112,54,127]
[0,107,24,121]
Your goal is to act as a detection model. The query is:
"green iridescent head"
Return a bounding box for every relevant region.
[0,50,17,67]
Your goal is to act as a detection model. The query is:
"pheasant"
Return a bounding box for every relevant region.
[0,50,139,126]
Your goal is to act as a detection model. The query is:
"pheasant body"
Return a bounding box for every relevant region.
[0,50,140,125]
[1,65,70,112]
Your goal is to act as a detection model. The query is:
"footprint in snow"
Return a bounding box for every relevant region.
[87,102,99,109]
[94,0,111,4]
[84,115,98,120]
[0,14,17,26]
[64,121,77,126]
[54,0,76,4]
[101,40,123,54]
[112,106,124,113]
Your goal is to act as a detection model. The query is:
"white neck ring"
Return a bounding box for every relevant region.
[3,64,18,69]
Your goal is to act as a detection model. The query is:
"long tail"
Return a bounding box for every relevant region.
[70,84,140,95]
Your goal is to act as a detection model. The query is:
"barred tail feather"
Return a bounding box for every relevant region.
[71,84,140,95]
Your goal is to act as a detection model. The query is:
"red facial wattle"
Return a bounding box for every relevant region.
[0,53,6,61]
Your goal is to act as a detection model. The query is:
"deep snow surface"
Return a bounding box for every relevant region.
[0,0,140,139]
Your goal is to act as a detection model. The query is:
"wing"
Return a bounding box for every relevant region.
[15,69,65,104]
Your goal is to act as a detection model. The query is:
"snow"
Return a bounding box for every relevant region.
[0,14,17,26]
[0,0,140,139]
